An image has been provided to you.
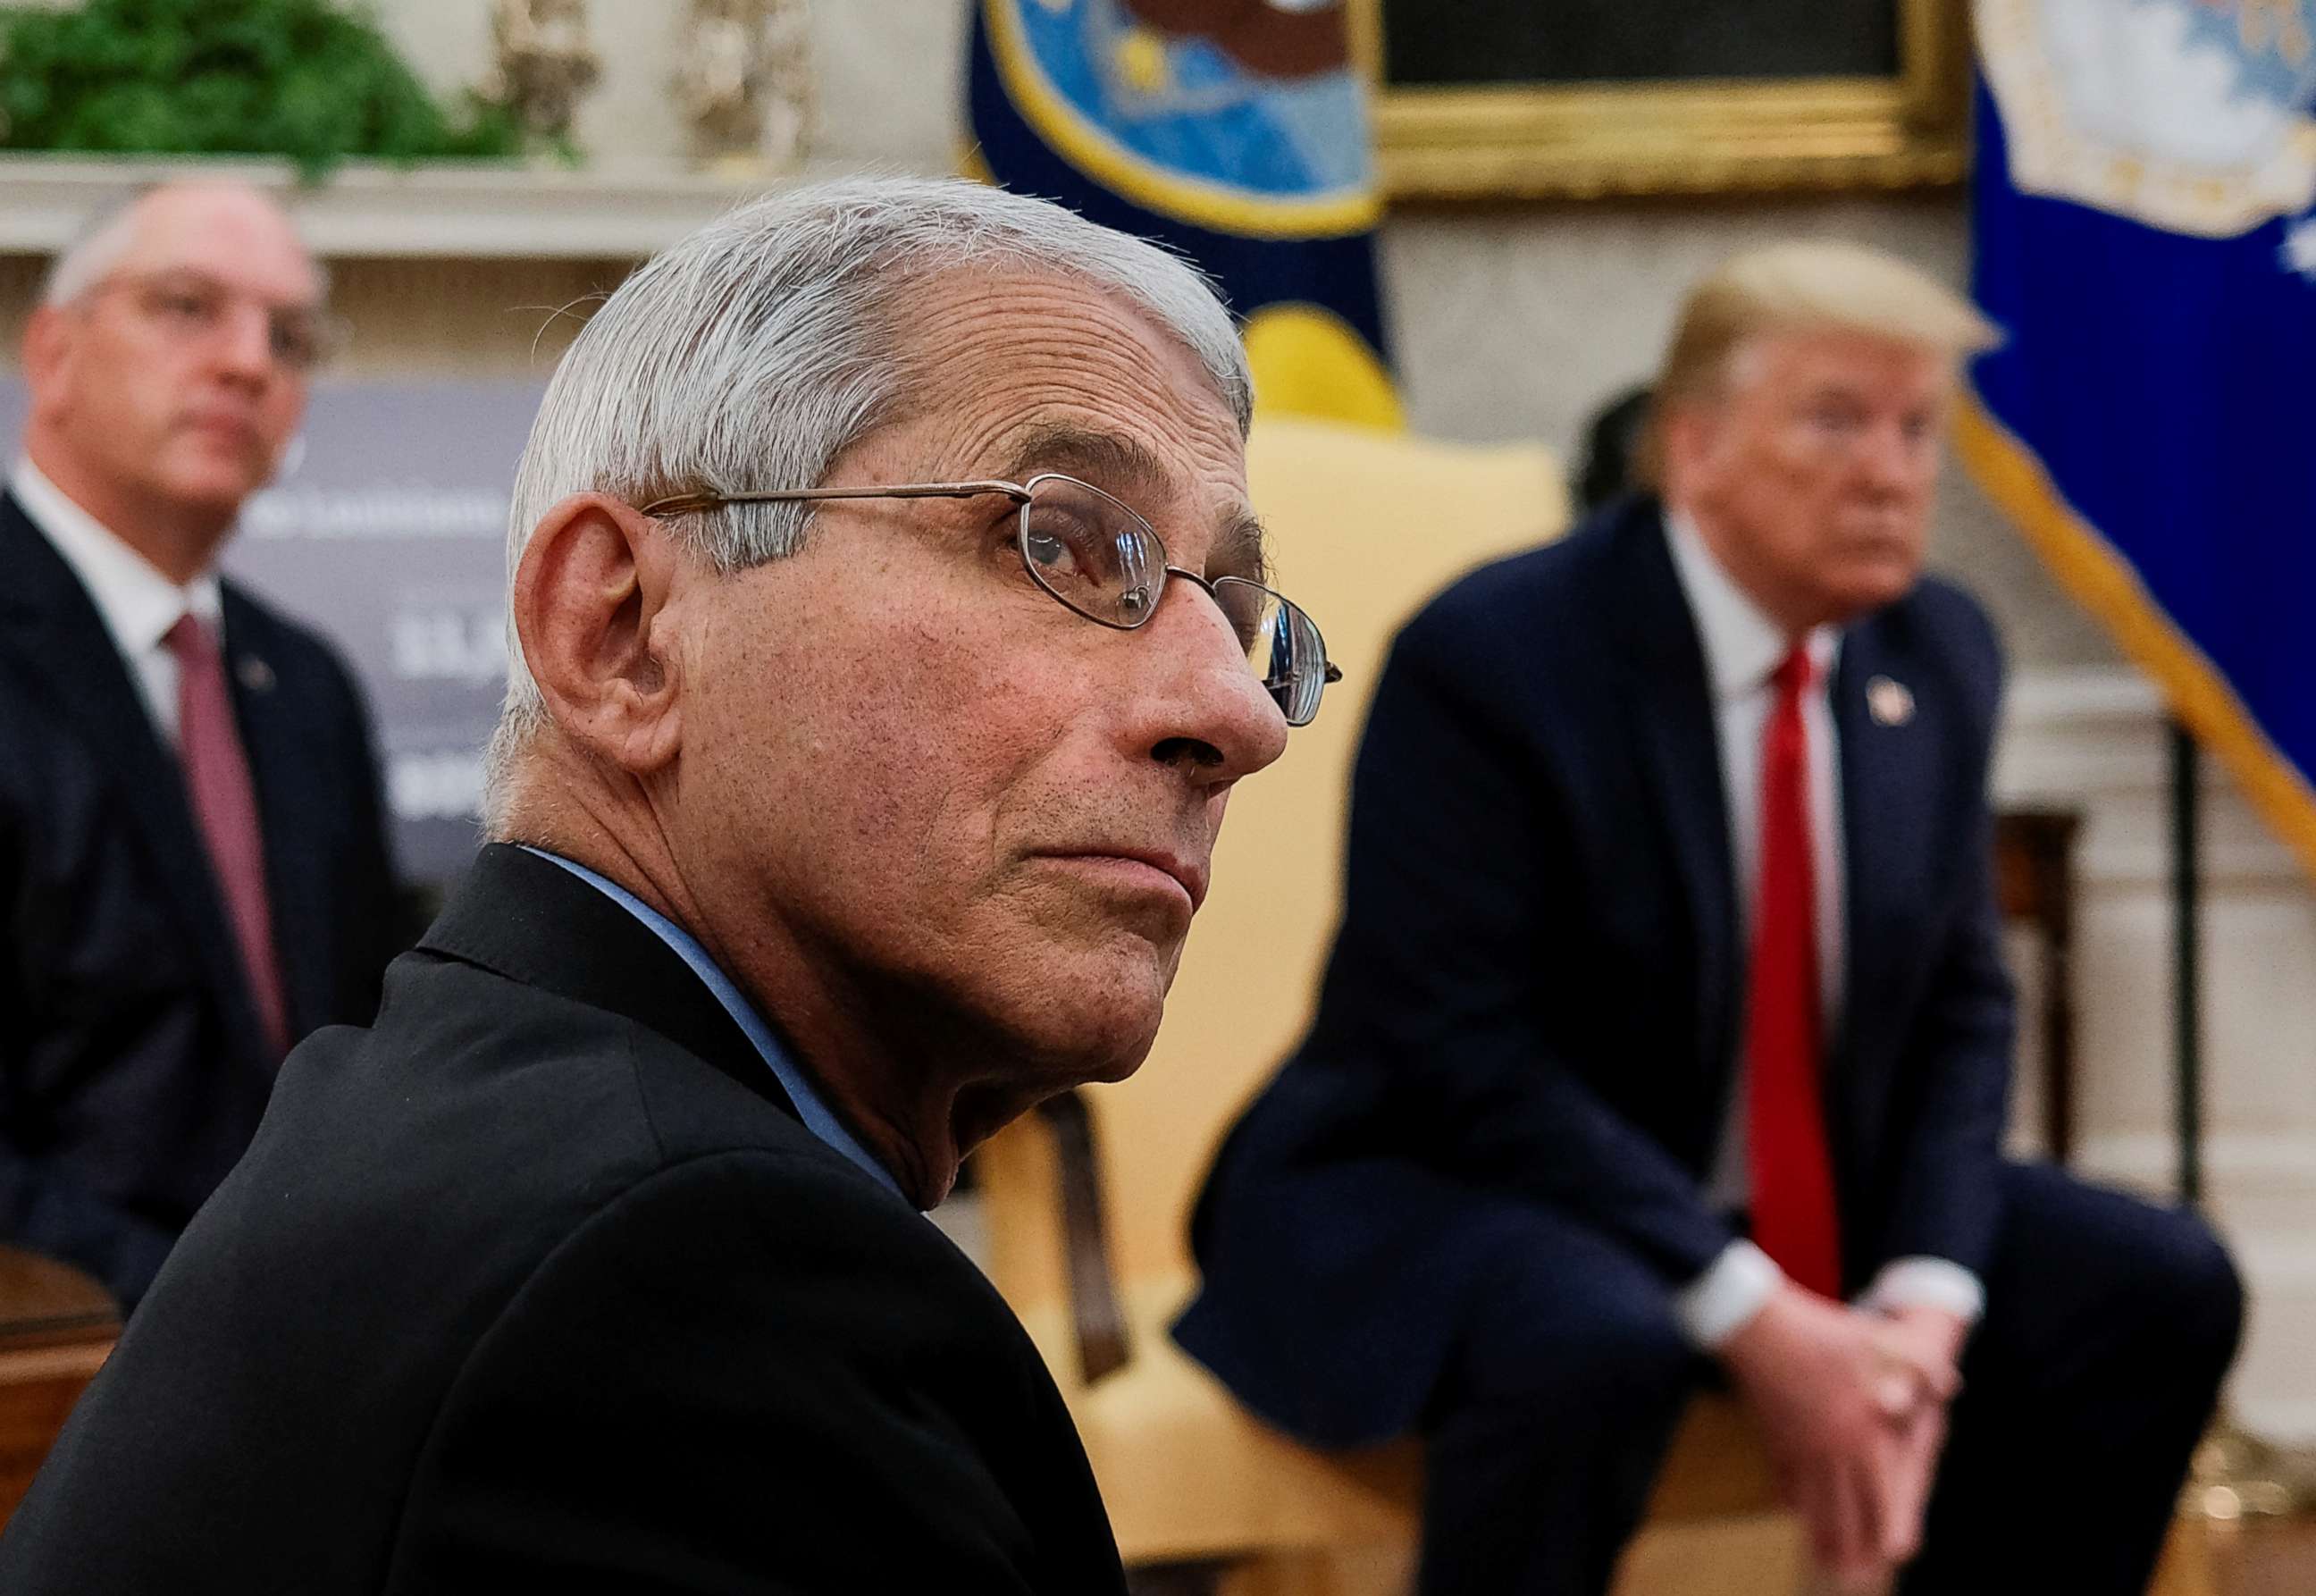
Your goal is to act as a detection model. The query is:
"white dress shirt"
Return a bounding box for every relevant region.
[1661,508,1985,1348]
[13,458,223,746]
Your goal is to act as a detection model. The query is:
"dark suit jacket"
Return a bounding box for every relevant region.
[0,491,402,1305]
[1175,497,2014,1446]
[0,844,1127,1596]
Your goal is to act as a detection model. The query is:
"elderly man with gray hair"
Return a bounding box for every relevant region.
[1,175,1333,1592]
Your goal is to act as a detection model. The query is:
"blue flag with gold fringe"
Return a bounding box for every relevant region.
[965,0,1401,428]
[1962,0,2316,877]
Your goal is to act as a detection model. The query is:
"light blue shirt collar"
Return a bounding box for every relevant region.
[522,847,907,1202]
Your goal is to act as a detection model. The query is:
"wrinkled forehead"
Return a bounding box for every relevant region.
[888,268,1260,567]
[891,265,1239,433]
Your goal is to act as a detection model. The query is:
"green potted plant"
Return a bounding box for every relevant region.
[0,0,532,180]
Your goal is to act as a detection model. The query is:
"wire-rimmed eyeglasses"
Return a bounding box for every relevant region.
[640,473,1343,727]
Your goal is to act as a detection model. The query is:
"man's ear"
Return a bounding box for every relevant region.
[510,492,690,778]
[21,305,73,419]
[1657,399,1720,499]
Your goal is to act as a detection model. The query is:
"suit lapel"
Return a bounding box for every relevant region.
[1611,507,1741,1102]
[0,495,270,1070]
[1829,622,1931,1085]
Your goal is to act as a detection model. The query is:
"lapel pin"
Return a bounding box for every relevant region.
[1867,675,1914,727]
[237,656,277,694]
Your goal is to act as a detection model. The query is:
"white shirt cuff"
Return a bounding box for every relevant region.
[1859,1256,1985,1324]
[1672,1239,1783,1349]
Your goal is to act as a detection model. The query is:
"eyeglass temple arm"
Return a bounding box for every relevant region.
[640,481,1030,517]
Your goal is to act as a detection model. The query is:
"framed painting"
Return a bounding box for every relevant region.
[1348,0,1970,199]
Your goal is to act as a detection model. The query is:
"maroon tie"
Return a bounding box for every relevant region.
[166,614,291,1062]
[1746,644,1842,1298]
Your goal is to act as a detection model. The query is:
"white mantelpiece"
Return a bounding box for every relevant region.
[0,153,885,261]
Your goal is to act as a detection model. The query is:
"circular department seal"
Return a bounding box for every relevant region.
[983,0,1378,237]
[1978,0,2316,237]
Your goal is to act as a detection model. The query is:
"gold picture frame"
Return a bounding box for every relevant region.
[1349,0,1969,200]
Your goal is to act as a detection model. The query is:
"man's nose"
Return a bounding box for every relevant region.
[1132,582,1291,785]
[209,305,279,385]
[1855,421,1924,493]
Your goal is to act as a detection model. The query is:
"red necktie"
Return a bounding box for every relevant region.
[167,614,291,1062]
[1746,644,1842,1298]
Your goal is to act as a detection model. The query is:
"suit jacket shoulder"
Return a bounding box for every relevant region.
[1867,572,2005,727]
[1394,501,1636,668]
[391,1132,1112,1592]
[0,846,1121,1596]
[1397,503,2005,768]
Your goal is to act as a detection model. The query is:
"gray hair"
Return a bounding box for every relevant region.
[42,189,149,304]
[482,174,1250,828]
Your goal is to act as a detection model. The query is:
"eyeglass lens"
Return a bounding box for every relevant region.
[1014,475,1330,727]
[123,270,333,373]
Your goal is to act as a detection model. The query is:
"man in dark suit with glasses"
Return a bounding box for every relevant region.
[0,181,400,1309]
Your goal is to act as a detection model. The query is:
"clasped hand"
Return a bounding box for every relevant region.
[1721,1285,1967,1594]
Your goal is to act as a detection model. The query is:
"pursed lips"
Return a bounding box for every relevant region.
[178,408,264,446]
[1030,844,1210,911]
[1835,520,1920,550]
